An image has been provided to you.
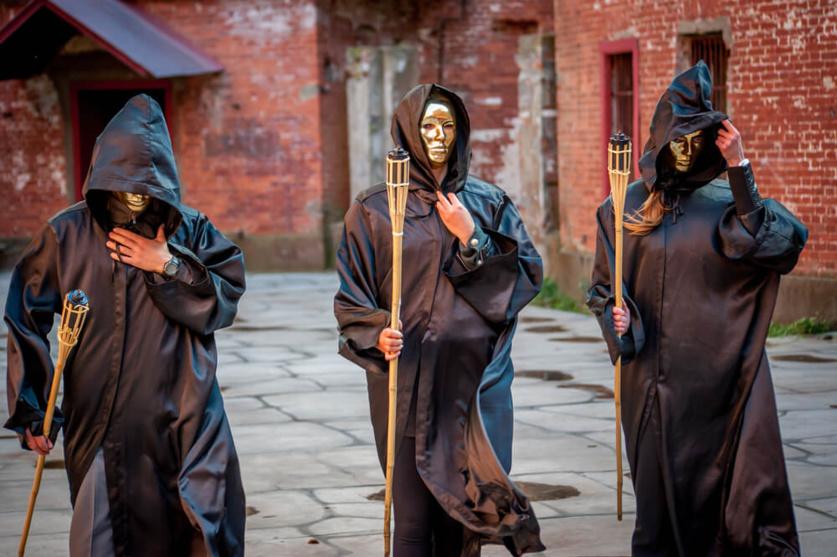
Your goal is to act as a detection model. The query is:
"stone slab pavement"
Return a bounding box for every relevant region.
[0,272,834,556]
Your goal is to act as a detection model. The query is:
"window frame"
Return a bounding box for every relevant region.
[690,34,729,114]
[598,38,640,198]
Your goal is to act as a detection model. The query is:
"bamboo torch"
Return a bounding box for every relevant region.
[19,290,89,557]
[383,148,409,557]
[607,132,631,522]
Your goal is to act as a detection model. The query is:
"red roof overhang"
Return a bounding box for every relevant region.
[0,0,223,80]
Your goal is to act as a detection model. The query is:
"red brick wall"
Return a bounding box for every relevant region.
[422,1,554,193]
[138,0,324,239]
[1,0,554,268]
[554,0,837,277]
[314,0,554,202]
[0,1,67,238]
[0,0,325,247]
[0,74,68,237]
[315,1,354,239]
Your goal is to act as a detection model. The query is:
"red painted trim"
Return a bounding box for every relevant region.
[632,43,641,180]
[0,1,151,76]
[70,80,173,202]
[599,46,611,199]
[70,82,81,202]
[599,38,640,198]
[0,1,222,78]
[0,0,46,44]
[42,2,151,77]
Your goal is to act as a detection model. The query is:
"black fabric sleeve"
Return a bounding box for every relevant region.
[456,226,495,270]
[586,205,645,365]
[718,188,808,275]
[444,195,543,325]
[144,214,245,335]
[334,201,390,374]
[728,162,764,236]
[4,225,65,446]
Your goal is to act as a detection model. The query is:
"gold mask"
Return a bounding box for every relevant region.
[114,191,151,213]
[669,130,706,172]
[420,101,456,168]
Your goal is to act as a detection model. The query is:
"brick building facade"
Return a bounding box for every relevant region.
[0,0,555,271]
[1,0,834,321]
[552,0,837,322]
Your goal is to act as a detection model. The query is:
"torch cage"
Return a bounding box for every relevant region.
[607,131,632,219]
[58,290,89,348]
[386,148,410,236]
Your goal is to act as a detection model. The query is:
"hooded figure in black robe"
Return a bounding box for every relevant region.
[334,84,544,556]
[587,62,807,556]
[4,94,246,556]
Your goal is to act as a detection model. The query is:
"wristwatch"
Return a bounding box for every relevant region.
[162,256,180,279]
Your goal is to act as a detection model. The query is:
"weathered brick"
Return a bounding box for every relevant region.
[555,0,836,277]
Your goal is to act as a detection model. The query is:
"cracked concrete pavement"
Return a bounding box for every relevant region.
[0,272,835,556]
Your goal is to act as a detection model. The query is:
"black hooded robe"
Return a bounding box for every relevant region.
[587,63,807,556]
[4,95,246,556]
[334,84,545,555]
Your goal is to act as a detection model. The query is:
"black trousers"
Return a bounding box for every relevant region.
[393,436,465,557]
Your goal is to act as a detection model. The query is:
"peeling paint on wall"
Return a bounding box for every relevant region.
[225,2,316,39]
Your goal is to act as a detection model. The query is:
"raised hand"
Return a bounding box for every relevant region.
[107,225,171,274]
[716,119,745,167]
[435,191,476,245]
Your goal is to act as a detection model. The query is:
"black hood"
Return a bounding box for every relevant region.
[639,61,729,192]
[83,94,182,237]
[391,84,471,193]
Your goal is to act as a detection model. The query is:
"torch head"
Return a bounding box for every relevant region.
[59,289,90,347]
[67,289,89,309]
[386,148,410,182]
[386,148,410,234]
[607,131,633,220]
[608,131,632,174]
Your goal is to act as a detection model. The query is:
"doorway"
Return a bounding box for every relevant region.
[70,81,172,201]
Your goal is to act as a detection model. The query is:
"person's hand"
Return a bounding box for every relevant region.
[613,303,631,336]
[716,119,745,167]
[436,191,476,246]
[376,322,403,362]
[107,225,171,274]
[24,429,53,456]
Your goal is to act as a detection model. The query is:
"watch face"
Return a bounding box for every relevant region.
[164,257,179,277]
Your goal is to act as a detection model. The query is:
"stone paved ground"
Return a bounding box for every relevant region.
[0,272,835,556]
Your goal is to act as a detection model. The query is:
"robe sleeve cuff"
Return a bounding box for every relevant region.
[587,286,645,365]
[4,399,63,448]
[728,162,765,236]
[457,226,494,270]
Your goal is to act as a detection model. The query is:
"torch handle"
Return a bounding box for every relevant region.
[608,136,630,523]
[19,288,88,557]
[18,340,73,557]
[614,197,625,521]
[383,230,403,557]
[18,456,45,557]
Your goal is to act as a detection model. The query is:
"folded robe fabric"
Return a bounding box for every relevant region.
[335,84,545,555]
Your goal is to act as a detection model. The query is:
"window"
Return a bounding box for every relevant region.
[690,35,729,113]
[610,53,634,139]
[599,39,639,196]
